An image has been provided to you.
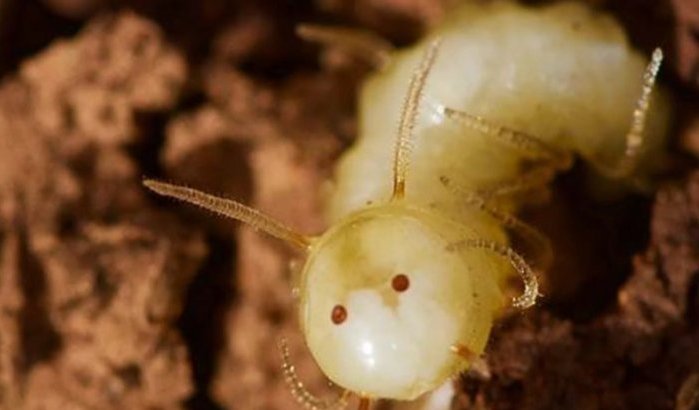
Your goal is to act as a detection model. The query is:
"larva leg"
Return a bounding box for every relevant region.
[595,48,663,178]
[451,344,491,379]
[446,239,539,309]
[444,107,573,170]
[296,24,394,69]
[474,165,556,205]
[450,343,477,361]
[279,338,351,410]
[143,179,312,250]
[440,176,553,270]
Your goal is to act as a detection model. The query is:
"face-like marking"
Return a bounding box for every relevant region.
[300,205,503,400]
[331,304,348,325]
[391,274,410,292]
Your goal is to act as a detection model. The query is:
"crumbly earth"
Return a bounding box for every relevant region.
[0,0,696,409]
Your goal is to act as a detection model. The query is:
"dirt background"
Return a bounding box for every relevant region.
[0,0,697,409]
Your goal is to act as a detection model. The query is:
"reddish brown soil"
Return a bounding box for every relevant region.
[0,1,697,409]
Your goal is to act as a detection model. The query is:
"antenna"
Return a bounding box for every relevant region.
[143,179,312,250]
[391,38,441,200]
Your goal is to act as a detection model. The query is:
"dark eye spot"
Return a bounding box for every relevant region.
[392,274,410,292]
[331,305,347,325]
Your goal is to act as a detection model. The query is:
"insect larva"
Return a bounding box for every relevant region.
[144,1,671,409]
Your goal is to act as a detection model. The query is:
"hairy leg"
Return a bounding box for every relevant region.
[440,175,553,271]
[444,107,573,170]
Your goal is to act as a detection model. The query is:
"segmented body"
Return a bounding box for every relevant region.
[144,1,671,408]
[300,1,670,402]
[329,1,670,221]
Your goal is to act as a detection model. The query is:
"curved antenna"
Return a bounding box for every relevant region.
[446,238,539,309]
[143,179,312,250]
[391,38,441,201]
[279,338,350,410]
[296,24,394,69]
[604,47,664,178]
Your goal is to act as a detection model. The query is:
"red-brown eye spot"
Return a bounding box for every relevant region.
[392,274,410,292]
[331,304,347,325]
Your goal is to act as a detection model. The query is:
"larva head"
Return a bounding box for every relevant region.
[298,204,502,400]
[142,37,513,406]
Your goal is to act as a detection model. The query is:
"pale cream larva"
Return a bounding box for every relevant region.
[143,1,671,409]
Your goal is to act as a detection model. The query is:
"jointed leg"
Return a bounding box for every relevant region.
[474,165,555,202]
[440,175,553,270]
[444,107,573,170]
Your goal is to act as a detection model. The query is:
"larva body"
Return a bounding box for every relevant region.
[329,1,670,221]
[145,0,671,407]
[302,1,670,402]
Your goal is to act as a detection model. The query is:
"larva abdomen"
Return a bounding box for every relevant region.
[328,1,671,221]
